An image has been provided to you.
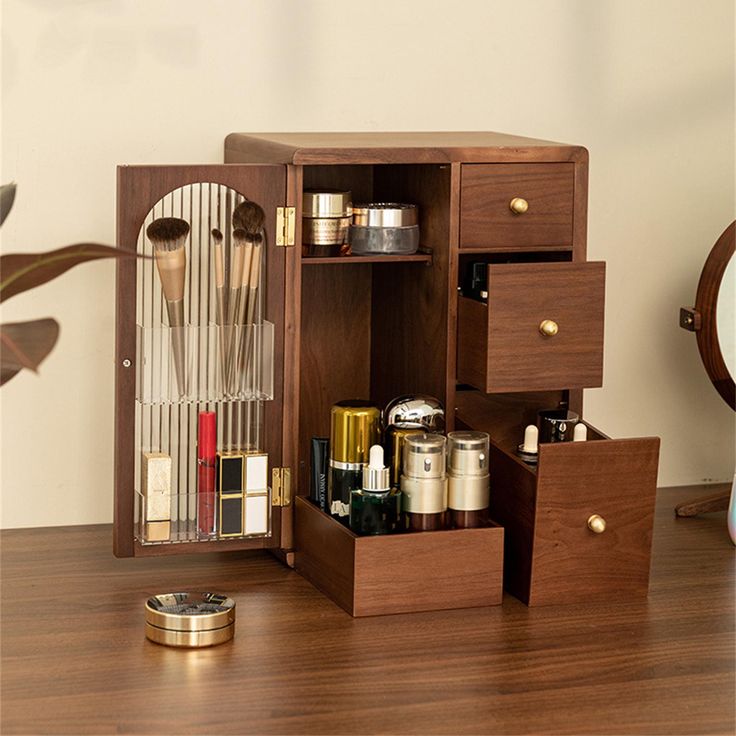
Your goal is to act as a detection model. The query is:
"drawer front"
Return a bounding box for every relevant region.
[529,436,660,606]
[460,163,575,249]
[457,262,605,393]
[294,496,504,616]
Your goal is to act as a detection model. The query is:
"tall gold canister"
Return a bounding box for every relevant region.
[328,401,381,523]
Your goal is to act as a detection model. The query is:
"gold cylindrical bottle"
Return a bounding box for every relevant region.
[447,431,490,528]
[400,433,448,531]
[328,401,381,523]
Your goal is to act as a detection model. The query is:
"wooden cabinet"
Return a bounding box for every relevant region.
[113,132,659,614]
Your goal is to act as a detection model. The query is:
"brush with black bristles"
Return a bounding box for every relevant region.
[211,228,228,389]
[241,231,263,392]
[224,228,247,393]
[146,217,190,397]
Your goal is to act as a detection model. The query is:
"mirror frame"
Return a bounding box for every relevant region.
[694,221,735,410]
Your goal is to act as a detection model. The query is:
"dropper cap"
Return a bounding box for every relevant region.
[362,445,390,492]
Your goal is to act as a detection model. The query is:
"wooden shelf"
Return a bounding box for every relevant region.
[302,252,432,265]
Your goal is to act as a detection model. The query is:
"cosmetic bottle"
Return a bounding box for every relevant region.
[517,425,539,465]
[447,431,490,528]
[349,445,401,536]
[328,401,381,523]
[310,437,329,512]
[400,433,448,532]
[383,394,445,488]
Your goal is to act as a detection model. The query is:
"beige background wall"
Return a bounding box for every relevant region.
[1,0,734,528]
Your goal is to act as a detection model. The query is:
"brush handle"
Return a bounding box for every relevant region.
[215,286,228,390]
[165,299,187,397]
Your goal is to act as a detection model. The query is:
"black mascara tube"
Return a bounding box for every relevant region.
[310,438,329,511]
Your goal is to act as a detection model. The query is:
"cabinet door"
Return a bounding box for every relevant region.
[114,165,287,557]
[456,261,605,393]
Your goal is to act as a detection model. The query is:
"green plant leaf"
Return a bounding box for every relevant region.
[0,318,60,386]
[0,183,16,227]
[0,243,139,303]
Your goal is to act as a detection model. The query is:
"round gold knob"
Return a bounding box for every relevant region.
[509,197,529,214]
[587,514,606,534]
[539,319,558,337]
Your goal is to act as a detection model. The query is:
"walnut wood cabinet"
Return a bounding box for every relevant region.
[114,132,659,615]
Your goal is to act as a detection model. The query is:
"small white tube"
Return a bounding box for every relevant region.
[522,425,538,453]
[573,423,588,442]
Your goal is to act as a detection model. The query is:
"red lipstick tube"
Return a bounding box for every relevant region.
[197,411,217,538]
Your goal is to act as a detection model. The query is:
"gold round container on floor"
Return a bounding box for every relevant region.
[145,592,235,648]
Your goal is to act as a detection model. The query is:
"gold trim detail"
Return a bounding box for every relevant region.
[145,621,234,648]
[276,207,296,246]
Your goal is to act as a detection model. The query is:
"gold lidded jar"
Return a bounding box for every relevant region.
[302,190,352,257]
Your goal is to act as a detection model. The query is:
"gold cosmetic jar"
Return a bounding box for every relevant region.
[145,592,235,648]
[302,190,352,256]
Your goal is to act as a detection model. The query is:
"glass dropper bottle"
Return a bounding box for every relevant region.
[349,445,402,536]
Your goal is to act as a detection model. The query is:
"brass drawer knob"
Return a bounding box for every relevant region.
[539,319,559,337]
[587,514,606,534]
[509,197,529,214]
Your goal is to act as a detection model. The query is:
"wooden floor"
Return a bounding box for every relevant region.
[1,484,734,735]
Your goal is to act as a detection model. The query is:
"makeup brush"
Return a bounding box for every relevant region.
[147,217,189,397]
[232,231,254,392]
[225,229,246,393]
[241,232,263,389]
[211,228,228,388]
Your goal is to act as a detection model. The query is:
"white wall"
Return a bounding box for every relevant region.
[1,0,734,528]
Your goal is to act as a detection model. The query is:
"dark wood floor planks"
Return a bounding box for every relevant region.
[1,484,734,735]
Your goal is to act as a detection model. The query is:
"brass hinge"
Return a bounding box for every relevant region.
[276,207,296,246]
[272,467,292,506]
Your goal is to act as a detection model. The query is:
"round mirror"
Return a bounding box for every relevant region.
[691,221,735,410]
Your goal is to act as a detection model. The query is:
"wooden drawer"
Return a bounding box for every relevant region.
[460,163,575,250]
[456,262,605,393]
[294,496,504,616]
[486,424,660,606]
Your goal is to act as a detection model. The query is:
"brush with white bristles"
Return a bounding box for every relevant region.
[147,217,190,397]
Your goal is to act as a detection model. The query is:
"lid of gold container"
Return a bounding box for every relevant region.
[330,400,381,465]
[145,592,235,648]
[303,190,352,218]
[352,203,418,227]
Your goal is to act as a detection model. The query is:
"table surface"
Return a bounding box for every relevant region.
[1,485,734,735]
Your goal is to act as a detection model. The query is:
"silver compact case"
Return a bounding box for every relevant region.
[145,592,235,648]
[350,203,419,255]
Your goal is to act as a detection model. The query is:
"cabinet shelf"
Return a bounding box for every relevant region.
[302,252,432,265]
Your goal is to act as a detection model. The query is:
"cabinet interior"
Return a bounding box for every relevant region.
[297,164,452,494]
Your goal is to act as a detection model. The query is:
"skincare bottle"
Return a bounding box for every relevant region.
[349,445,401,536]
[447,431,490,528]
[400,433,448,532]
[328,401,381,523]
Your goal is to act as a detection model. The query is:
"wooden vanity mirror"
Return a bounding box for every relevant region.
[677,221,735,517]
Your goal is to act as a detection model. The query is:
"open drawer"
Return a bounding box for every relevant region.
[294,497,504,616]
[485,423,660,606]
[457,261,605,393]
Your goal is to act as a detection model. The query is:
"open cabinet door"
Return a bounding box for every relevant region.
[114,165,287,557]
